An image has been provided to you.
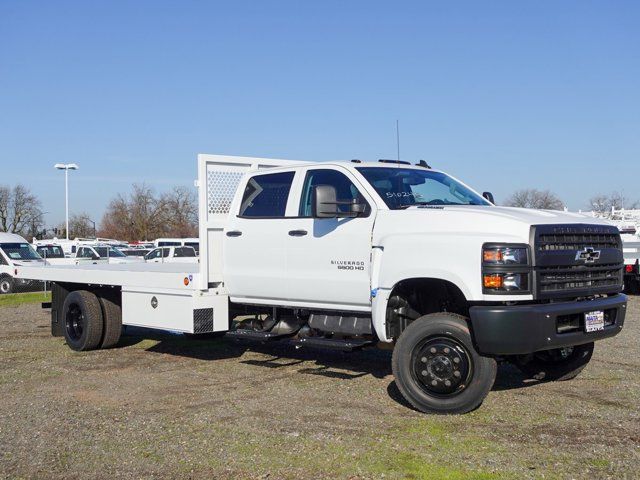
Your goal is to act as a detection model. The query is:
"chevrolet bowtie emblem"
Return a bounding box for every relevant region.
[575,247,600,263]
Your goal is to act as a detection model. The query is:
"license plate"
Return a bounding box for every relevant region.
[585,310,605,333]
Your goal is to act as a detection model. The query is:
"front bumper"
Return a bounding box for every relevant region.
[469,294,627,355]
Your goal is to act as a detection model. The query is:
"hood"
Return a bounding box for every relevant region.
[11,259,45,267]
[374,206,611,244]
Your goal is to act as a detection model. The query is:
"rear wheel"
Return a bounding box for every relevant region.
[98,294,122,348]
[62,290,104,351]
[0,276,14,294]
[392,313,497,414]
[515,343,594,381]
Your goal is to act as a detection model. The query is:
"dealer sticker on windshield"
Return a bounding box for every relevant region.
[585,310,605,333]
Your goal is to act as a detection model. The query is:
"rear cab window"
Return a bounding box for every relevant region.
[239,171,295,218]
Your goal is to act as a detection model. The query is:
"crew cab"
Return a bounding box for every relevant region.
[15,154,627,414]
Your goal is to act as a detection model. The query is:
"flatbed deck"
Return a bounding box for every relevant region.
[16,263,200,291]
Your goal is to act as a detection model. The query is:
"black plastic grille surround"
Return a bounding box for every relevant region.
[532,224,623,299]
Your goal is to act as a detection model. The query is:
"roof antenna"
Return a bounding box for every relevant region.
[396,119,401,163]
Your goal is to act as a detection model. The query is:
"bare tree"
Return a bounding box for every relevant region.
[99,184,198,241]
[504,189,564,210]
[67,212,96,238]
[0,184,44,236]
[589,192,638,214]
[161,186,198,238]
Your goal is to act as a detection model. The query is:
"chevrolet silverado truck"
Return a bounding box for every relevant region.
[15,154,627,414]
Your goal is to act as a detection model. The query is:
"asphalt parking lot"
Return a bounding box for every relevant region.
[0,295,638,479]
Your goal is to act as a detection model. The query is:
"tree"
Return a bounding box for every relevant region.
[0,184,44,237]
[589,192,638,214]
[68,212,96,238]
[504,189,564,210]
[99,184,198,241]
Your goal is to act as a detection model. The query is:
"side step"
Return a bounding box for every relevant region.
[291,337,375,352]
[225,329,295,342]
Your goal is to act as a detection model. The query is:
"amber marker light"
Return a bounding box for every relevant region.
[483,274,503,289]
[483,249,503,263]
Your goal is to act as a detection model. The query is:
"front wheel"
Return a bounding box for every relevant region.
[515,342,594,381]
[392,313,497,414]
[0,276,14,294]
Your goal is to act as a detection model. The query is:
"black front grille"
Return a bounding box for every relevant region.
[533,224,623,298]
[538,263,623,293]
[537,233,620,251]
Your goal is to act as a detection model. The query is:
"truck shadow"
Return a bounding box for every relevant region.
[121,328,540,402]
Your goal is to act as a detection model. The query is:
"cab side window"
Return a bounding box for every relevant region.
[239,171,295,218]
[299,169,369,217]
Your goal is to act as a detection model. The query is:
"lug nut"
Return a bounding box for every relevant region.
[453,357,460,364]
[445,380,451,387]
[453,371,461,377]
[431,380,438,386]
[421,356,427,363]
[421,370,428,376]
[444,347,450,354]
[430,347,437,354]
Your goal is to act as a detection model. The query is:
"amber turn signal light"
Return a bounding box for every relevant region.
[483,250,503,263]
[483,274,504,289]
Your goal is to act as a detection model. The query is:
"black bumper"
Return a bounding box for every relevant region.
[469,294,627,355]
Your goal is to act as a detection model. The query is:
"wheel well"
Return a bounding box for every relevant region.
[386,278,469,340]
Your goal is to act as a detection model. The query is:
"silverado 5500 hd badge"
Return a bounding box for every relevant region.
[331,260,365,271]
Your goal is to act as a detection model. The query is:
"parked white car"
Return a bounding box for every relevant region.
[0,233,45,294]
[75,245,144,264]
[144,246,199,264]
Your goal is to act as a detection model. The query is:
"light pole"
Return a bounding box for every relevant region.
[54,163,79,240]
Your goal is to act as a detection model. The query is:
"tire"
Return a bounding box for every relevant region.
[392,313,497,414]
[0,276,14,295]
[62,290,104,351]
[515,342,594,381]
[98,294,122,348]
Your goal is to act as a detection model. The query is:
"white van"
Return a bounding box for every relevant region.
[0,233,45,294]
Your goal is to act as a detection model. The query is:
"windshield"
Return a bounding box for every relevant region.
[356,167,490,209]
[36,246,65,258]
[1,243,42,261]
[94,246,126,258]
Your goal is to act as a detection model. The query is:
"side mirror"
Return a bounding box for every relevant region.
[313,185,338,218]
[482,191,495,204]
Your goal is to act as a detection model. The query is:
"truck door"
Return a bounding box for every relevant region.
[285,168,375,309]
[223,171,296,302]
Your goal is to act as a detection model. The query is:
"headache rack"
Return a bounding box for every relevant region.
[532,224,624,299]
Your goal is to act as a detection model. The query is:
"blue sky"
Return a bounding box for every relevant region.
[1,1,638,227]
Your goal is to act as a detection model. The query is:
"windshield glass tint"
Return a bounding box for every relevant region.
[95,247,126,258]
[1,243,42,260]
[37,246,65,258]
[356,167,490,209]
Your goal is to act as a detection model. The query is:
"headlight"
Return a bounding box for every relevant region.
[482,246,528,265]
[482,244,531,294]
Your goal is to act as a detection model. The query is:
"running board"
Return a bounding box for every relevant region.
[225,329,295,342]
[291,337,375,351]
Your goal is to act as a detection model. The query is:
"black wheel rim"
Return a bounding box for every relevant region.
[411,336,472,396]
[0,280,10,294]
[65,303,84,341]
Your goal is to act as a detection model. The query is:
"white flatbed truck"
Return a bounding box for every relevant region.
[16,154,627,414]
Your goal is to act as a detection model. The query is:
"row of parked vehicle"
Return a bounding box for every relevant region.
[0,234,199,294]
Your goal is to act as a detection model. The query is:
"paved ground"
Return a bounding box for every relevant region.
[0,296,638,479]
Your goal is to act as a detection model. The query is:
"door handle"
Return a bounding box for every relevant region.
[288,229,308,237]
[226,230,243,237]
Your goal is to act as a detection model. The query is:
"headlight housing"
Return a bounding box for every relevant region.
[482,244,531,294]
